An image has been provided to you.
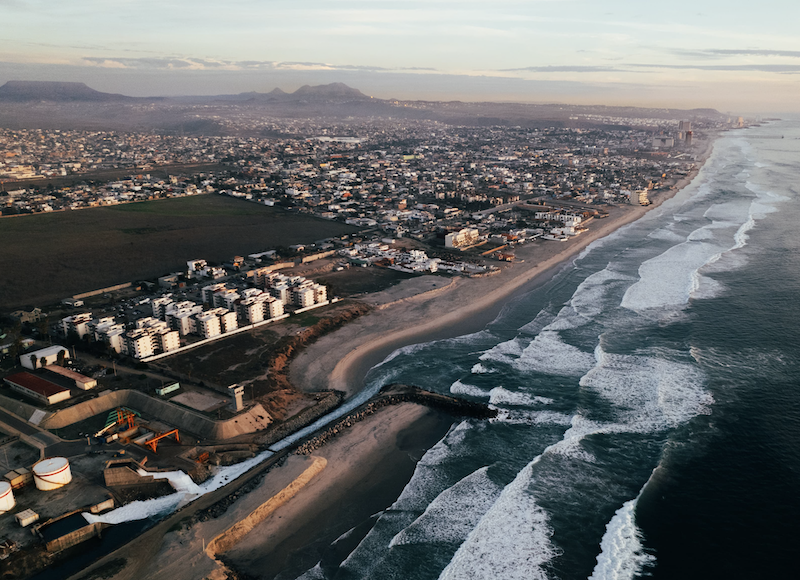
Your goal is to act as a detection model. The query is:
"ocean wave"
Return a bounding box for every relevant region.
[488,386,553,407]
[588,499,655,580]
[438,460,558,580]
[621,239,726,311]
[479,336,525,366]
[470,362,495,374]
[389,467,502,547]
[648,228,685,242]
[490,409,574,426]
[513,330,596,376]
[450,380,490,398]
[580,344,712,431]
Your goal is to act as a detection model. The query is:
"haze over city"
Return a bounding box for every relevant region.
[1,0,798,113]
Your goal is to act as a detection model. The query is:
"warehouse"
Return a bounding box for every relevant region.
[3,372,71,405]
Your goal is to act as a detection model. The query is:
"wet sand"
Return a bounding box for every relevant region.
[223,404,453,579]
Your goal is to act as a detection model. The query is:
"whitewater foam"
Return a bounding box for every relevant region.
[438,460,558,580]
[488,386,552,407]
[450,380,490,398]
[513,330,596,376]
[588,499,655,580]
[579,344,712,431]
[389,467,502,547]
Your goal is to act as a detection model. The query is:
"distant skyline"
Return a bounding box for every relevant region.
[1,0,798,114]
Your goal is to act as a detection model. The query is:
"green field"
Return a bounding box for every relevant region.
[0,195,357,309]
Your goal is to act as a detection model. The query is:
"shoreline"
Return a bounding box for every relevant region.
[291,136,715,399]
[61,136,718,580]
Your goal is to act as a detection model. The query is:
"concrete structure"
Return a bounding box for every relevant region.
[0,481,14,513]
[40,389,273,440]
[5,468,32,489]
[652,136,674,148]
[15,508,38,527]
[3,372,71,405]
[20,345,69,370]
[45,365,97,390]
[229,384,244,412]
[33,457,72,490]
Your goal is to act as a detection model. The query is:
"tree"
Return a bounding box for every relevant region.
[39,356,47,369]
[30,354,37,369]
[56,349,66,366]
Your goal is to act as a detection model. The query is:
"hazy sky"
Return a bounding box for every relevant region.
[1,0,798,113]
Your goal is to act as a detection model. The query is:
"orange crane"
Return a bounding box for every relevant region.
[144,429,180,453]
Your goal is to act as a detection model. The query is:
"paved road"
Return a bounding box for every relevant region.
[0,405,38,436]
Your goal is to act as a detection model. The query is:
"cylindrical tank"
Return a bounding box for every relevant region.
[0,481,15,513]
[33,457,72,490]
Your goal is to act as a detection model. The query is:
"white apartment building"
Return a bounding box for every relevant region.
[61,312,93,339]
[158,329,181,353]
[265,296,284,319]
[201,283,226,303]
[219,309,239,333]
[269,284,290,304]
[213,288,240,310]
[165,302,203,336]
[238,296,266,324]
[195,311,222,338]
[292,286,316,308]
[151,295,174,319]
[125,329,156,359]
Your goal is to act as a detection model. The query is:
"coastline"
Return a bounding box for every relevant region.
[290,136,715,399]
[63,137,717,580]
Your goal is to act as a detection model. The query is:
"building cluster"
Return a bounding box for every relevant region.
[57,270,328,360]
[0,129,230,181]
[1,118,720,220]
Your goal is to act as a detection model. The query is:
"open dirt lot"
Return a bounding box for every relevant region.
[0,194,357,309]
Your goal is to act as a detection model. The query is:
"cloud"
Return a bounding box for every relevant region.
[80,56,434,74]
[679,48,800,59]
[630,63,800,73]
[501,65,621,73]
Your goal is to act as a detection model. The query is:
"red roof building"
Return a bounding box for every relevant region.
[3,372,71,405]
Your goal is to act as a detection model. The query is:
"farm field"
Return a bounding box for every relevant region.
[0,194,358,309]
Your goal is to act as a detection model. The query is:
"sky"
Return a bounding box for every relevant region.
[1,0,798,114]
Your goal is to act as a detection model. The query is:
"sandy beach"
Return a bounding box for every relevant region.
[291,138,714,399]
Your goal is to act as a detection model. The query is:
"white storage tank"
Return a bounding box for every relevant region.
[33,457,72,490]
[0,481,15,513]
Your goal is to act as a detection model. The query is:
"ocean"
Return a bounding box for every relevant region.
[295,120,800,580]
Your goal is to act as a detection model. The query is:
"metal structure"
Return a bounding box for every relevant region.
[144,429,180,453]
[94,407,140,438]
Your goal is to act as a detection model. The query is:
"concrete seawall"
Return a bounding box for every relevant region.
[204,456,327,570]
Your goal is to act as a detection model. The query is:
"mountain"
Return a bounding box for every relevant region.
[206,82,369,103]
[292,82,367,100]
[0,81,137,102]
